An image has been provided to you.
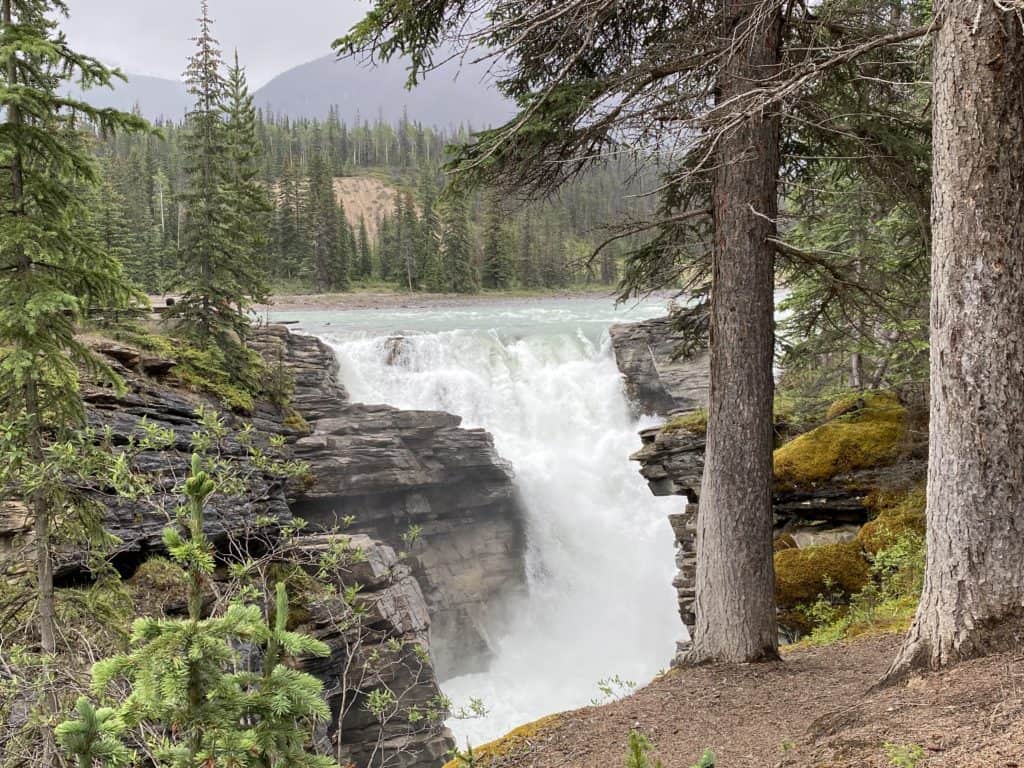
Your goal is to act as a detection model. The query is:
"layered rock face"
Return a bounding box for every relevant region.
[616,317,926,649]
[0,330,468,768]
[252,326,527,679]
[608,316,709,416]
[298,534,453,768]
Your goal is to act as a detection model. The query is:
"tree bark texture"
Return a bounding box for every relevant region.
[688,0,782,664]
[888,0,1024,677]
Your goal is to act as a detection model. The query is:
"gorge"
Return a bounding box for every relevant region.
[277,297,684,747]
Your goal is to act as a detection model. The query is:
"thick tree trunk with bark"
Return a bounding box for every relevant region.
[687,0,782,664]
[888,1,1024,678]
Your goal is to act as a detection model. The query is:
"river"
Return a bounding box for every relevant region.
[272,295,682,748]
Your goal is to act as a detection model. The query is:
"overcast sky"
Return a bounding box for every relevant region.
[64,1,370,87]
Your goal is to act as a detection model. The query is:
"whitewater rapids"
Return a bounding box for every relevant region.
[280,299,682,746]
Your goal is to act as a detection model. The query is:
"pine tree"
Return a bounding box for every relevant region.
[223,50,271,306]
[332,200,353,290]
[0,0,147,758]
[480,192,512,289]
[399,191,419,290]
[306,133,338,292]
[355,214,373,279]
[517,215,541,289]
[168,3,262,365]
[440,195,478,293]
[416,165,442,290]
[58,455,336,768]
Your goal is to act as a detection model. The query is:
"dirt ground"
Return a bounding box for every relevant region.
[482,634,1024,768]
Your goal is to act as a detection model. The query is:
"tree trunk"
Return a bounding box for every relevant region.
[887,0,1024,679]
[687,0,782,664]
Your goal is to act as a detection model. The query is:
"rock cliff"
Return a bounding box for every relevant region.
[1,323,531,768]
[252,326,527,680]
[608,316,709,416]
[613,316,926,650]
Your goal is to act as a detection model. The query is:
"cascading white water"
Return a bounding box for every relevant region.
[278,299,682,747]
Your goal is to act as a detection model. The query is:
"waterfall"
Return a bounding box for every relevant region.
[306,300,681,746]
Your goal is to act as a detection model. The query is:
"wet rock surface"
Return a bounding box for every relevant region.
[253,325,528,680]
[609,316,709,416]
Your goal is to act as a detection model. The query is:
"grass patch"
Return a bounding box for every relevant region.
[109,325,282,415]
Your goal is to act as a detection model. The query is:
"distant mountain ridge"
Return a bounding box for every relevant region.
[74,54,513,128]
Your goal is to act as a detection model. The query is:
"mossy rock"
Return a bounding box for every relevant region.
[442,714,562,768]
[662,410,707,436]
[128,557,190,615]
[857,487,926,555]
[774,542,870,609]
[774,533,798,552]
[773,391,906,488]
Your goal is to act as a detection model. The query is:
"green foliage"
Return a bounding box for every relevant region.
[625,730,664,768]
[113,325,272,413]
[0,0,149,476]
[166,5,267,367]
[55,698,133,768]
[62,452,336,768]
[798,531,925,645]
[689,749,716,768]
[884,742,925,768]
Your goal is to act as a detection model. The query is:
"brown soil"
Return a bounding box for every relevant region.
[483,634,1024,768]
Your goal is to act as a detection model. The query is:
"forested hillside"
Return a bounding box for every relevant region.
[94,110,652,295]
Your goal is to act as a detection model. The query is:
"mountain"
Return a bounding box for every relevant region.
[72,54,513,129]
[253,54,513,128]
[70,73,191,122]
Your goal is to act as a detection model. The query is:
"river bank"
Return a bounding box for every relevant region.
[454,633,1024,768]
[258,288,647,312]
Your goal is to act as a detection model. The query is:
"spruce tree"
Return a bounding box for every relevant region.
[168,3,264,363]
[0,0,147,758]
[58,455,336,768]
[440,195,478,293]
[223,50,271,306]
[0,0,146,642]
[480,192,512,289]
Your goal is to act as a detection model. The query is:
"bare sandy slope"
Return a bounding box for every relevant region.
[333,176,401,239]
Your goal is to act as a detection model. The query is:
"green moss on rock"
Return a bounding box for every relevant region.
[858,487,926,555]
[662,409,707,436]
[774,542,870,609]
[773,392,906,488]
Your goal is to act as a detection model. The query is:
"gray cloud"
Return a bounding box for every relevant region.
[64,0,369,87]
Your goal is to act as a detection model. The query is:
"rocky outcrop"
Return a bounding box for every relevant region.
[252,326,527,680]
[297,534,453,768]
[609,316,709,416]
[2,326,526,768]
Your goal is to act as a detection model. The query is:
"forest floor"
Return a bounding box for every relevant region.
[478,634,1024,768]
